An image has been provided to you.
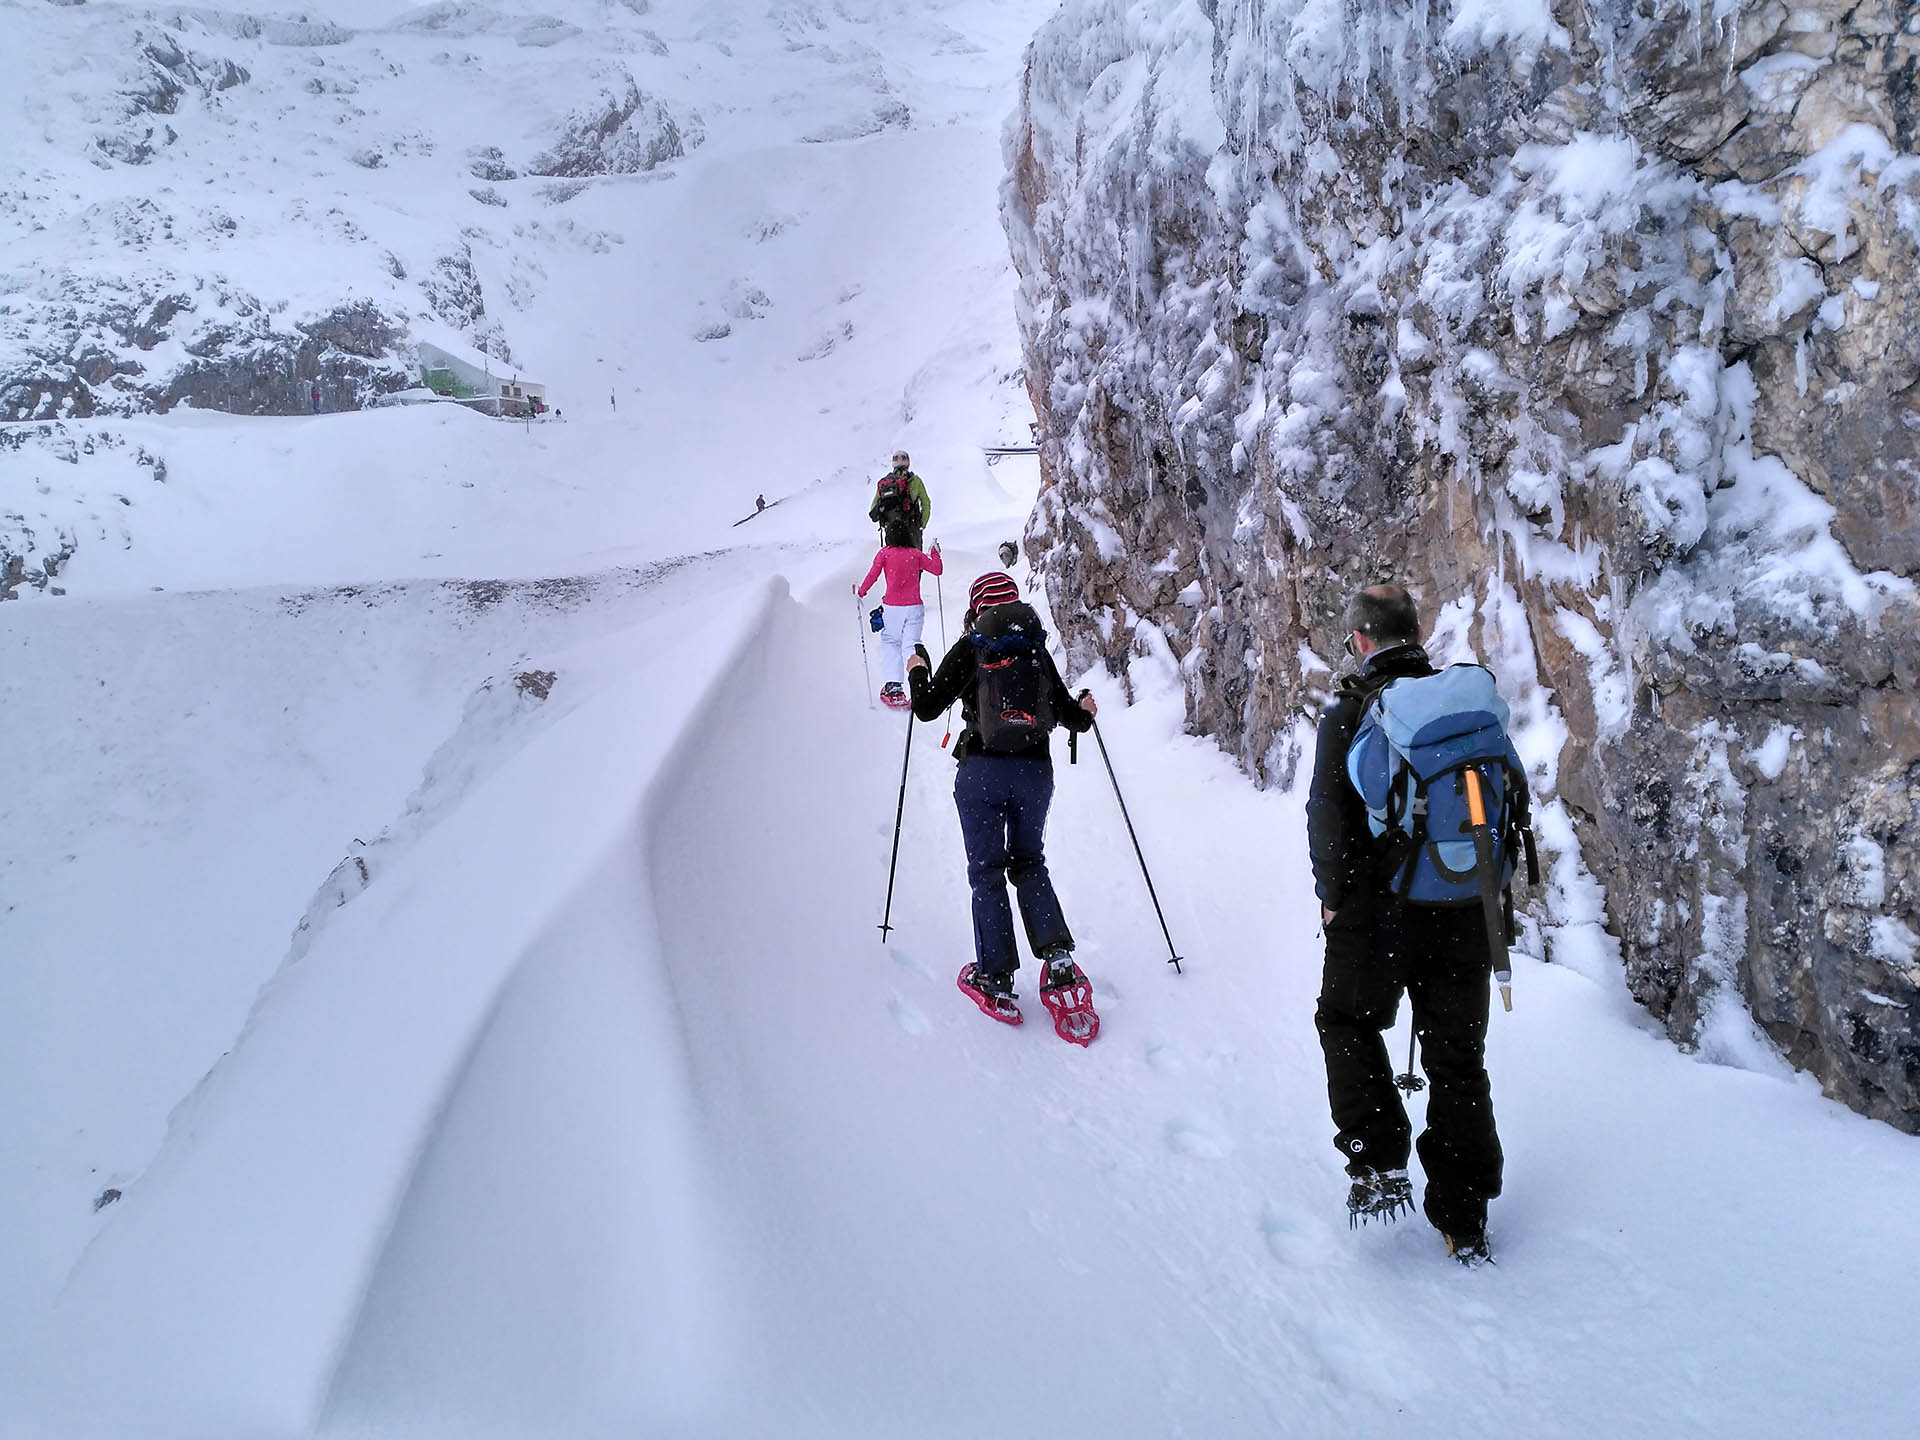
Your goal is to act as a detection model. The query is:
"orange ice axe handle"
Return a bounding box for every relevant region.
[1463,769,1513,1012]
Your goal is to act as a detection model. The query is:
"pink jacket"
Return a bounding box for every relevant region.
[858,544,943,606]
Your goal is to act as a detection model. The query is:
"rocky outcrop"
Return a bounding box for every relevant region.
[0,284,414,419]
[1006,1,1920,1127]
[527,69,702,177]
[96,29,251,167]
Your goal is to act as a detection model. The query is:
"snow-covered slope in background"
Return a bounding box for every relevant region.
[7,3,1920,1437]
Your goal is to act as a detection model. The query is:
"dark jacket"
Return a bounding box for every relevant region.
[1305,643,1437,912]
[907,615,1093,761]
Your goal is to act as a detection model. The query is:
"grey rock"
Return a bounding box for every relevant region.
[1006,0,1920,1128]
[527,70,702,177]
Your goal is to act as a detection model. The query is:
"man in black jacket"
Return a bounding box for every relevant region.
[906,571,1096,1011]
[1307,584,1503,1263]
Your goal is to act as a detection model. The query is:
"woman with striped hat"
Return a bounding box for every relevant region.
[905,571,1101,1041]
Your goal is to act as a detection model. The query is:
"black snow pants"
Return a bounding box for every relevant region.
[1315,893,1504,1237]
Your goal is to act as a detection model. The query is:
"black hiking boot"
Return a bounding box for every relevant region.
[971,965,1014,999]
[1444,1228,1493,1266]
[1346,1167,1414,1228]
[1038,949,1080,991]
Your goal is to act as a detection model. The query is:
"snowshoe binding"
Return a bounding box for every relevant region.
[880,681,910,710]
[1346,1167,1414,1228]
[957,964,1023,1026]
[1037,952,1099,1047]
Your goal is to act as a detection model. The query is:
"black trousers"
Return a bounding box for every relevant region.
[1314,896,1504,1236]
[953,754,1072,977]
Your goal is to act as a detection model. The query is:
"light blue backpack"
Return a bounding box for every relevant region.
[1346,665,1535,907]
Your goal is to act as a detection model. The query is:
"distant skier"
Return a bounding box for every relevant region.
[905,572,1100,1042]
[855,521,942,708]
[609,389,616,411]
[756,493,767,512]
[869,450,930,551]
[1308,583,1520,1264]
[310,385,320,413]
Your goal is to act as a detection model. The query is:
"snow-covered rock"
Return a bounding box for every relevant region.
[0,1,709,420]
[1006,0,1920,1127]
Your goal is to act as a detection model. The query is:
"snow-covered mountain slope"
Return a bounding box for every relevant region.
[0,0,1030,420]
[7,3,1920,1438]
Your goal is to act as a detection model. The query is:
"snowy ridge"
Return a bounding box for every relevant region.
[26,578,781,1436]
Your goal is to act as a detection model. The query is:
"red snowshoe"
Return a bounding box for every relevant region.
[880,682,911,710]
[1038,956,1100,1046]
[957,965,1023,1026]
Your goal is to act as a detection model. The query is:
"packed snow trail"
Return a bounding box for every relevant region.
[317,539,1920,1439]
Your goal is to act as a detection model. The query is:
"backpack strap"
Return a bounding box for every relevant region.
[1502,756,1540,887]
[1390,792,1427,905]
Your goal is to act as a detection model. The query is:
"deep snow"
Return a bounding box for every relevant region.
[6,2,1920,1437]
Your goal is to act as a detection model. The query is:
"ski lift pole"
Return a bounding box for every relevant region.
[1082,699,1183,974]
[1464,768,1513,1012]
[853,588,874,709]
[877,707,915,942]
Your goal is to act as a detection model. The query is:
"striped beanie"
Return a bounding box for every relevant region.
[969,571,1020,611]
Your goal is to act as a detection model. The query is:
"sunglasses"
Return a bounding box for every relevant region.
[1343,634,1358,658]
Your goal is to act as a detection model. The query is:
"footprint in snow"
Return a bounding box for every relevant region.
[888,995,930,1036]
[889,946,935,982]
[1259,1208,1329,1268]
[1165,1118,1231,1160]
[1144,1033,1186,1074]
[1308,1320,1418,1405]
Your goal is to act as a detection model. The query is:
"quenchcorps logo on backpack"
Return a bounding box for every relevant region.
[969,602,1056,753]
[1346,664,1539,909]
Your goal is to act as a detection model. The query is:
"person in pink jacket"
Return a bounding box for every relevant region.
[856,521,944,705]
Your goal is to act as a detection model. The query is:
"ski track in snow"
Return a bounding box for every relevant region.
[5,0,1920,1436]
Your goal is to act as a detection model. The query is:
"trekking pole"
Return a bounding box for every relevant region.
[934,562,955,748]
[1081,694,1183,974]
[853,588,874,709]
[877,706,915,941]
[1394,1028,1425,1094]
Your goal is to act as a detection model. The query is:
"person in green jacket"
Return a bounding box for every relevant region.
[869,450,931,550]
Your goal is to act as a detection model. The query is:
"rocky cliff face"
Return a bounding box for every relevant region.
[0,3,705,421]
[1005,0,1920,1127]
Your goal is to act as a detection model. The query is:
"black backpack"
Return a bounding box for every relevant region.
[870,473,913,523]
[969,602,1056,753]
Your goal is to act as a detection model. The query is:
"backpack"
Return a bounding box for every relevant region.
[1345,664,1537,907]
[871,473,915,523]
[969,602,1056,753]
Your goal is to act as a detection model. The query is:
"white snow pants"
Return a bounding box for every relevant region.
[880,602,925,689]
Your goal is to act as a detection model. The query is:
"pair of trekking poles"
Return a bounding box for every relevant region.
[856,579,1184,975]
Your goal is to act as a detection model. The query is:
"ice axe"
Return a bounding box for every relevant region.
[1464,767,1514,1012]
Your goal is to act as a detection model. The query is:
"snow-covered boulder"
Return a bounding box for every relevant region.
[1005,0,1920,1126]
